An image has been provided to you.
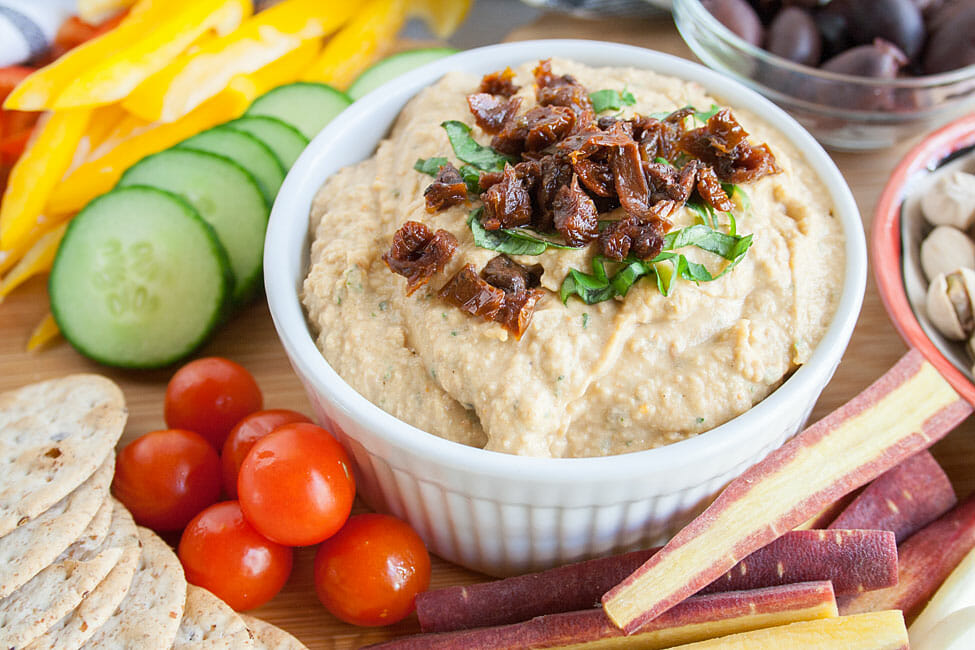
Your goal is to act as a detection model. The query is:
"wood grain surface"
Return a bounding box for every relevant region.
[1,12,973,649]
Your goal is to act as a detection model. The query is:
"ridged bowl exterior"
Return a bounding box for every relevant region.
[266,40,866,577]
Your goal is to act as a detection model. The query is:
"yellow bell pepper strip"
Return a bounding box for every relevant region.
[77,0,138,24]
[0,109,91,250]
[302,0,408,89]
[45,91,248,217]
[408,0,473,38]
[225,37,325,107]
[7,0,198,110]
[26,312,59,352]
[0,222,67,299]
[123,0,354,123]
[48,0,252,110]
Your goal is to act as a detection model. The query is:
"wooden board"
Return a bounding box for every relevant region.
[1,13,973,649]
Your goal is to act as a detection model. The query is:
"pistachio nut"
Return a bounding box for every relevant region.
[927,267,975,341]
[920,170,975,230]
[920,225,975,282]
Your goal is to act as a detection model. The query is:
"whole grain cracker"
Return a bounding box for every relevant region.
[0,455,113,599]
[174,585,255,649]
[240,615,307,650]
[0,498,138,648]
[0,374,126,537]
[79,526,186,650]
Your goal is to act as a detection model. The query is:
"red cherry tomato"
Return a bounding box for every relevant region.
[313,513,431,626]
[164,357,263,450]
[221,409,311,498]
[112,429,221,532]
[178,501,293,611]
[237,423,355,546]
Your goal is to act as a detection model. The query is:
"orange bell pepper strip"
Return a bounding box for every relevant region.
[45,91,248,217]
[302,0,408,89]
[26,312,60,352]
[124,0,354,122]
[0,109,91,251]
[0,222,67,300]
[5,0,250,111]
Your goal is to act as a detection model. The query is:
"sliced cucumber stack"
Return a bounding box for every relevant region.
[245,82,351,140]
[226,116,309,169]
[117,148,269,306]
[50,186,232,369]
[347,48,458,101]
[180,126,286,205]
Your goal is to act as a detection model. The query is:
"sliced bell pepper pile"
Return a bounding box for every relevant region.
[124,0,355,122]
[225,37,325,107]
[26,312,59,352]
[0,222,67,300]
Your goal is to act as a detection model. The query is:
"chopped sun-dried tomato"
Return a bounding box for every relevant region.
[423,162,469,213]
[383,221,458,295]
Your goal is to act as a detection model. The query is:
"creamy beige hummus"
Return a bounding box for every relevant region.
[302,59,844,458]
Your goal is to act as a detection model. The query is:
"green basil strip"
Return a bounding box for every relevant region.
[441,121,514,172]
[694,104,721,124]
[503,227,579,250]
[589,88,637,114]
[458,164,481,194]
[414,157,449,175]
[467,210,548,256]
[722,182,751,214]
[662,224,748,260]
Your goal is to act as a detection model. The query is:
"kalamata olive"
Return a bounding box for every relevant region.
[822,0,925,60]
[911,0,946,12]
[749,0,781,22]
[702,0,765,46]
[923,6,975,73]
[821,38,909,77]
[927,0,975,33]
[766,7,822,65]
[813,10,853,60]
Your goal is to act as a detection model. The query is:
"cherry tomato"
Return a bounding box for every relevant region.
[164,357,262,450]
[313,513,431,626]
[178,501,293,611]
[112,429,221,532]
[221,409,311,498]
[238,423,355,546]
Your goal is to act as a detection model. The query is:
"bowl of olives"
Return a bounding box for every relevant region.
[672,0,975,150]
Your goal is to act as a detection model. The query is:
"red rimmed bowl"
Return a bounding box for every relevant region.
[873,113,975,403]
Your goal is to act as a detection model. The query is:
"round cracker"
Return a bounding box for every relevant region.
[81,527,186,650]
[173,584,253,648]
[26,529,141,650]
[0,374,126,537]
[0,455,113,599]
[240,615,307,650]
[0,498,138,648]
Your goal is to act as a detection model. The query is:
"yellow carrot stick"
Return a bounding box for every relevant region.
[0,223,67,299]
[49,0,251,110]
[0,109,91,250]
[45,91,249,217]
[124,0,354,122]
[26,312,60,352]
[302,0,408,89]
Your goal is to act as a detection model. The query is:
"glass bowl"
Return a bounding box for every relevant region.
[673,0,975,151]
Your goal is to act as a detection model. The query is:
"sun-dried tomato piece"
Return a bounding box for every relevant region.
[491,117,529,156]
[494,288,545,339]
[644,160,698,204]
[439,264,505,320]
[481,254,543,294]
[383,221,458,295]
[423,162,469,213]
[573,158,615,197]
[610,137,651,220]
[481,164,534,230]
[524,105,576,152]
[538,84,595,129]
[599,214,666,262]
[467,93,522,135]
[553,175,599,247]
[480,67,520,97]
[722,142,779,185]
[695,164,735,212]
[680,109,780,184]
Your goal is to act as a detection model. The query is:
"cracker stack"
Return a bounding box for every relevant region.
[0,375,306,649]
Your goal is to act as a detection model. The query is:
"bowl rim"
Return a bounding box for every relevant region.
[265,39,866,482]
[672,0,975,89]
[872,112,975,404]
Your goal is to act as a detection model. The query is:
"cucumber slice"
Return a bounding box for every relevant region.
[180,126,286,204]
[347,48,458,101]
[245,82,351,140]
[50,186,232,369]
[118,148,268,305]
[226,116,309,169]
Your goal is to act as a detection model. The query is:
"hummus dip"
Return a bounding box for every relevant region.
[302,59,845,458]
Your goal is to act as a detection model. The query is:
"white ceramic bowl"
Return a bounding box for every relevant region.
[265,39,866,576]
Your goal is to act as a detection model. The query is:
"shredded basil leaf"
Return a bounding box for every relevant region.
[414,157,448,175]
[589,88,637,113]
[467,209,579,255]
[441,121,514,172]
[503,227,578,250]
[722,182,751,214]
[693,104,721,123]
